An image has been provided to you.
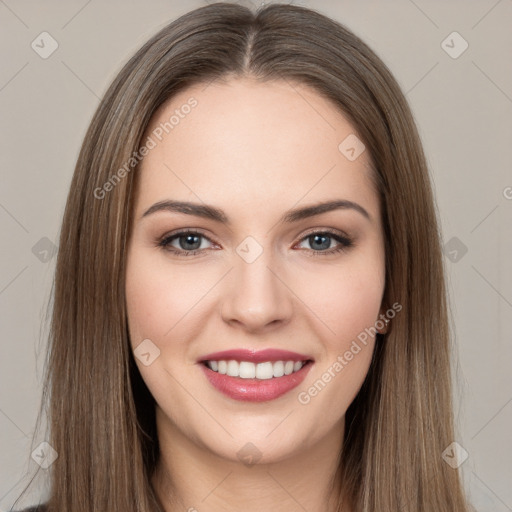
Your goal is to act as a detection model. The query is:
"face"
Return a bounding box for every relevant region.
[125,77,386,465]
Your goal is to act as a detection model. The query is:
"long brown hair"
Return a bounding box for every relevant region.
[16,2,474,511]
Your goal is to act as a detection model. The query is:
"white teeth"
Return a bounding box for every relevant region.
[239,361,255,379]
[226,360,239,377]
[273,361,284,378]
[217,360,227,374]
[255,362,273,380]
[205,359,307,379]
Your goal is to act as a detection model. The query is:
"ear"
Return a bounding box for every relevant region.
[376,304,390,335]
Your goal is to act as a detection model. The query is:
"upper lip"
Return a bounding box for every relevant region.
[198,348,313,364]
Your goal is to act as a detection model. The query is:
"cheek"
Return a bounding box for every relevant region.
[295,260,384,346]
[125,251,206,402]
[125,250,215,345]
[294,264,383,417]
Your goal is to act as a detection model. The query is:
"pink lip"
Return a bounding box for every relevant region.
[199,360,314,402]
[198,348,312,363]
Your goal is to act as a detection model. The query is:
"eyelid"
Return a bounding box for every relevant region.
[158,227,219,248]
[160,227,215,240]
[296,226,351,242]
[158,226,350,244]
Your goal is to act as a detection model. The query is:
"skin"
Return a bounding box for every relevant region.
[125,77,386,512]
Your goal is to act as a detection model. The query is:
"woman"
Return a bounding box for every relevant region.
[15,2,474,511]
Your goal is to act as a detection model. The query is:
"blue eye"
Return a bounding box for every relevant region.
[157,230,353,257]
[296,231,353,256]
[158,231,213,256]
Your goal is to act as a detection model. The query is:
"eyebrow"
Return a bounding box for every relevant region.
[141,199,371,224]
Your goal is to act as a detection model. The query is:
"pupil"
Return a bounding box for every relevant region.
[310,234,330,250]
[180,234,201,250]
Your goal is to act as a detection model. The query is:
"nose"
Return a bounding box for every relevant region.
[220,249,293,333]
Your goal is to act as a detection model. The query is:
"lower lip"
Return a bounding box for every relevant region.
[199,361,313,402]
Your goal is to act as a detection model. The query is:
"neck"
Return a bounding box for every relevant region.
[151,406,348,512]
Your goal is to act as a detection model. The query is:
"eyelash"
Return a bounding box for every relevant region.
[156,229,354,258]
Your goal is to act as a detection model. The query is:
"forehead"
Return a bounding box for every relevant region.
[136,77,378,220]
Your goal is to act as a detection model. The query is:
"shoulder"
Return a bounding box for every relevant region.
[16,506,47,512]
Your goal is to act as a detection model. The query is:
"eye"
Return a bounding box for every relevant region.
[295,230,353,256]
[157,230,216,257]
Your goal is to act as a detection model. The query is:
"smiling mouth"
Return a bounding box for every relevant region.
[197,348,314,401]
[201,359,313,379]
[199,358,314,402]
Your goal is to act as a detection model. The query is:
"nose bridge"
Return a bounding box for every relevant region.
[221,237,292,330]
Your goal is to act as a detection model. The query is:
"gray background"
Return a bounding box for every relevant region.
[1,0,511,510]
